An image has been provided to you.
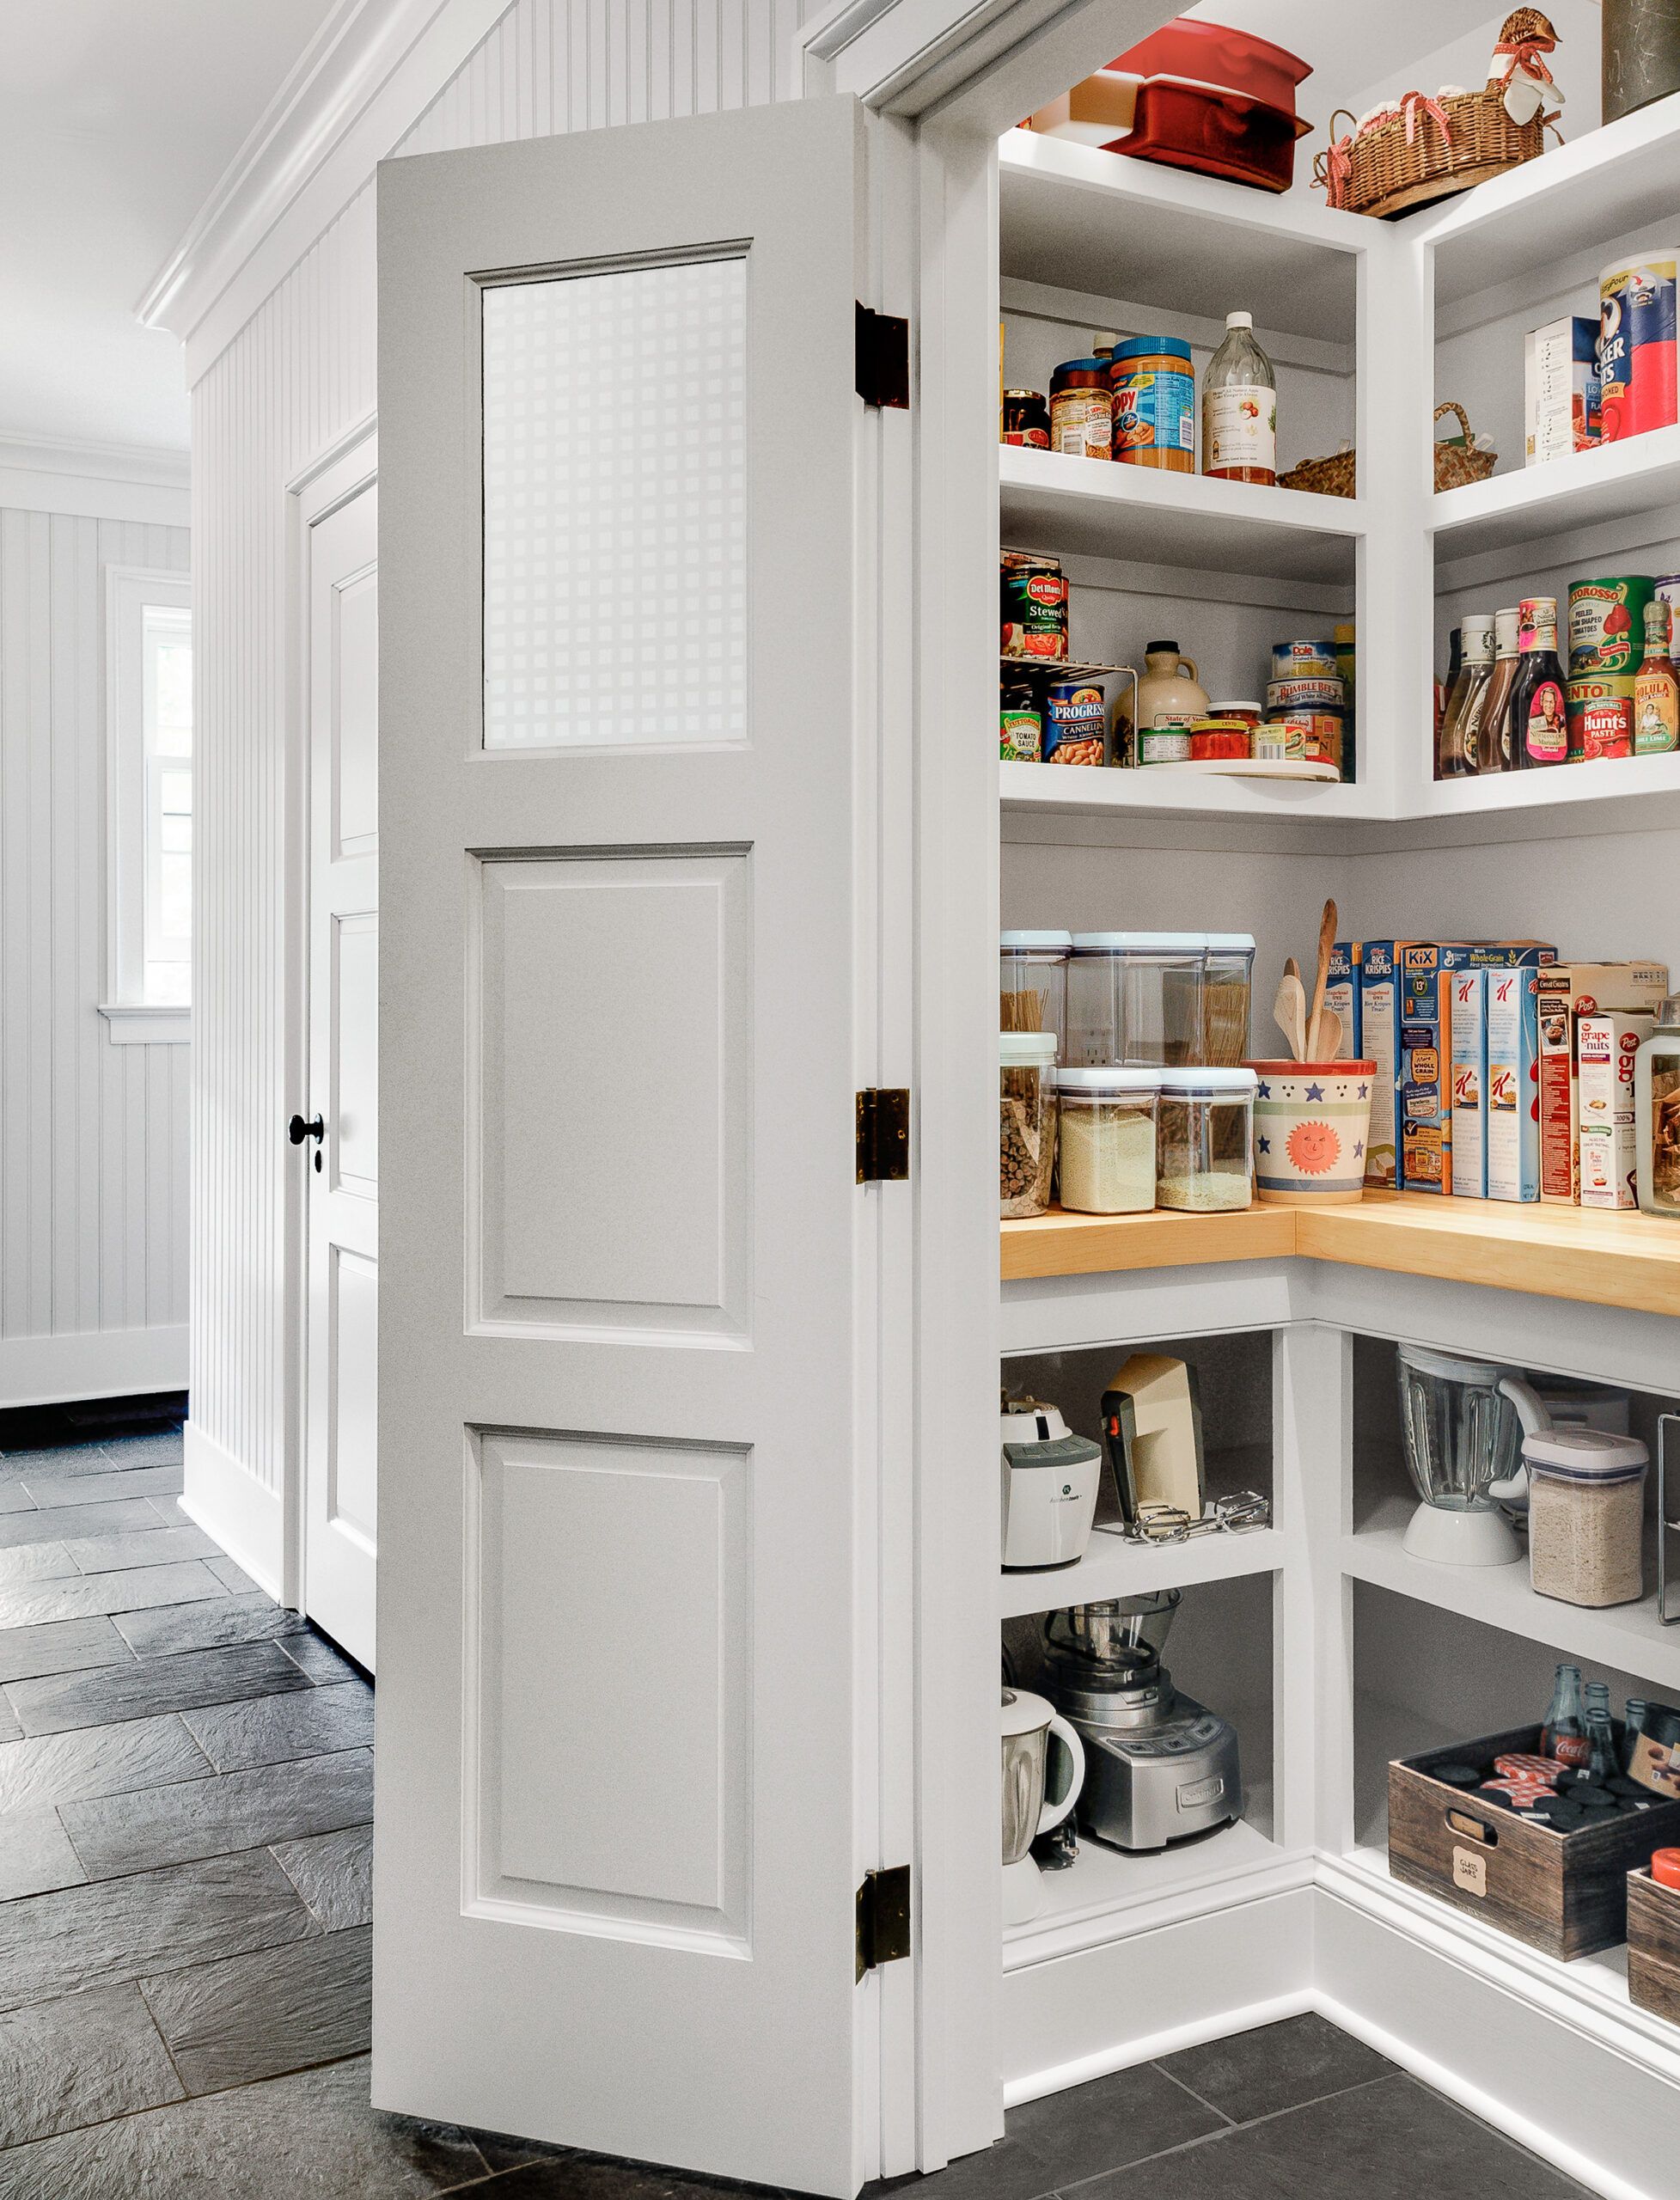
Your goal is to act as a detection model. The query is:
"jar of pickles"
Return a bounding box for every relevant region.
[1156,1069,1256,1212]
[1001,1031,1058,1219]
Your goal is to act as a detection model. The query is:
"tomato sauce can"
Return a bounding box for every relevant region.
[1042,679,1107,767]
[1567,575,1653,675]
[1599,254,1678,442]
[1000,680,1042,762]
[1567,673,1635,761]
[1000,552,1067,659]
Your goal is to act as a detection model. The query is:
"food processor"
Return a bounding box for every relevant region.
[1042,1592,1240,1851]
[1395,1342,1550,1566]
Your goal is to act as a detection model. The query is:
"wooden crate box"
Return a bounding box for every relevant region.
[1388,1725,1680,1961]
[1628,1868,1680,2026]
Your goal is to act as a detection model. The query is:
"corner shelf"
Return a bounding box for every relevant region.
[1430,425,1680,568]
[1000,443,1361,584]
[1003,1195,1680,1318]
[999,1524,1286,1622]
[1345,1497,1680,1695]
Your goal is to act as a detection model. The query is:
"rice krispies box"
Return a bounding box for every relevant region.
[1398,944,1455,1193]
[1359,942,1411,1189]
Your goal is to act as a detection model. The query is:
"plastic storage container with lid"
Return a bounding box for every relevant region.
[1067,932,1204,1066]
[1525,1427,1651,1609]
[1000,931,1072,1056]
[1157,1068,1256,1211]
[1000,1031,1059,1219]
[1201,934,1255,1066]
[1054,1069,1159,1213]
[1635,995,1680,1216]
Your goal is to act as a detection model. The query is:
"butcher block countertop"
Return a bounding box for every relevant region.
[1001,1193,1680,1317]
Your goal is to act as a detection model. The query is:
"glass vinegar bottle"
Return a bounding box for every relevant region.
[1201,312,1276,486]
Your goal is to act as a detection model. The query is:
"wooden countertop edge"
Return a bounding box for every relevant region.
[1003,1196,1680,1315]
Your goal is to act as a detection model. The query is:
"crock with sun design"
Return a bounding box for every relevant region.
[1246,1058,1377,1206]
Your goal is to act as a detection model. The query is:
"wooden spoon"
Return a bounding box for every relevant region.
[1305,898,1338,1062]
[1317,1005,1344,1062]
[1274,971,1307,1062]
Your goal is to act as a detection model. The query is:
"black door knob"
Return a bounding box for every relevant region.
[288,1114,325,1146]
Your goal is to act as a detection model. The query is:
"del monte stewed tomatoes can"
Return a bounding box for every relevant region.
[1001,551,1067,660]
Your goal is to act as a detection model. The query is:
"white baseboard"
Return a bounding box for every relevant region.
[180,1421,287,1603]
[0,1325,187,1408]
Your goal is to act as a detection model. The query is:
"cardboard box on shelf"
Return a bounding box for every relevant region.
[1359,941,1413,1189]
[1326,941,1360,1060]
[1450,968,1488,1201]
[1486,966,1542,1201]
[1400,944,1453,1194]
[1578,1010,1655,1210]
[1539,964,1669,1204]
[1524,315,1601,465]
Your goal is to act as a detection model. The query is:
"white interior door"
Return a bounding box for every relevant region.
[375,97,883,2194]
[303,479,379,1671]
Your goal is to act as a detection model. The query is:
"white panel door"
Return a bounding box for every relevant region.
[304,483,379,1671]
[376,97,881,2195]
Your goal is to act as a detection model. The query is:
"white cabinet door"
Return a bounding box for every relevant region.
[304,481,379,1671]
[375,96,881,2194]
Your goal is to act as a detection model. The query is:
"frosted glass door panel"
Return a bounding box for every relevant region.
[482,257,748,750]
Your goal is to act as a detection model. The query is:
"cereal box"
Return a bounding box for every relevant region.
[1486,966,1542,1201]
[1538,963,1669,1202]
[1449,967,1488,1200]
[1359,942,1413,1189]
[1578,1011,1654,1209]
[1400,944,1454,1193]
[1326,942,1360,1060]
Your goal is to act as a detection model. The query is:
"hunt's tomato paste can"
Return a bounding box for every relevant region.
[1599,254,1678,442]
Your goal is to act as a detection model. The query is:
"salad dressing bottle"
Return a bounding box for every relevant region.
[1202,313,1276,486]
[1476,608,1522,775]
[1439,611,1494,778]
[1511,596,1568,767]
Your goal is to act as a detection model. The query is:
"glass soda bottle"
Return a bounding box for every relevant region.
[1585,1681,1618,1781]
[1202,313,1276,486]
[1512,596,1568,767]
[1624,1697,1649,1774]
[1543,1661,1589,1767]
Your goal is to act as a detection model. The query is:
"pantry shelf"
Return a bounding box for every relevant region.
[999,129,1364,346]
[1002,1195,1680,1317]
[999,757,1381,823]
[1410,747,1680,821]
[1430,425,1680,568]
[1344,1497,1680,1696]
[999,1524,1286,1623]
[999,442,1363,585]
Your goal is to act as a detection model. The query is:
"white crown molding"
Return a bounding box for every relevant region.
[0,434,191,527]
[139,0,515,389]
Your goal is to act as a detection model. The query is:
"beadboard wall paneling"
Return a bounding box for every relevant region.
[0,507,191,1403]
[189,0,812,1567]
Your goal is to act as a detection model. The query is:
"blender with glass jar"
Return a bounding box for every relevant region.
[1395,1342,1551,1566]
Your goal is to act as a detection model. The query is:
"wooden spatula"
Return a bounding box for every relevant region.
[1305,899,1338,1062]
[1274,969,1307,1061]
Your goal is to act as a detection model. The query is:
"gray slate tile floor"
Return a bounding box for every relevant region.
[0,1402,1601,2197]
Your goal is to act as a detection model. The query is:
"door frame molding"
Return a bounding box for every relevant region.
[283,414,379,1616]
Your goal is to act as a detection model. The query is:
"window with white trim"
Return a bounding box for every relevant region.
[104,568,192,1038]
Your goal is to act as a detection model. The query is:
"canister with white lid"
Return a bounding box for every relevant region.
[1001,930,1072,1055]
[1156,1066,1256,1212]
[1000,1030,1059,1219]
[1525,1427,1650,1609]
[1066,932,1204,1067]
[1201,933,1256,1066]
[1054,1068,1159,1213]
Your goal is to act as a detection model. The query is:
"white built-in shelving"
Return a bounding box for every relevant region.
[999,1526,1286,1622]
[1431,424,1680,566]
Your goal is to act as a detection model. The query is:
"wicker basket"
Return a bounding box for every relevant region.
[1280,402,1495,500]
[1432,400,1497,490]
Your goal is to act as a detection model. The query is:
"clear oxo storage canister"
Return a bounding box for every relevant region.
[1066,932,1204,1066]
[1054,1069,1159,1213]
[1526,1427,1650,1610]
[1156,1068,1256,1212]
[1000,1030,1059,1219]
[1000,931,1072,1058]
[1200,933,1256,1066]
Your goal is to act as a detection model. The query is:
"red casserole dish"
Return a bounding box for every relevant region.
[1112,79,1311,196]
[1110,17,1310,115]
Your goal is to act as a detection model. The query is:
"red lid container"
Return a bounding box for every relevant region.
[1653,1848,1680,1891]
[1110,17,1310,117]
[1113,79,1311,197]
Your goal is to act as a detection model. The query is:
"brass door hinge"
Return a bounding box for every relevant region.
[856,1865,912,1978]
[856,303,910,409]
[856,1089,910,1182]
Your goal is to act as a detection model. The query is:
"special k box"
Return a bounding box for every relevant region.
[1486,965,1542,1201]
[1449,968,1488,1200]
[1539,963,1668,1203]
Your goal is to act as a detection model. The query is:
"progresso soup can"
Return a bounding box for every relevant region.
[1567,575,1653,675]
[1042,679,1107,766]
[1600,253,1678,443]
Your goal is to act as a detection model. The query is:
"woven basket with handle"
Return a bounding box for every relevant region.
[1279,402,1495,500]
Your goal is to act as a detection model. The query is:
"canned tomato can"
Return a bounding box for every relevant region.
[1567,575,1653,675]
[1000,552,1067,659]
[1567,673,1635,761]
[1110,338,1195,472]
[1001,389,1050,449]
[1600,253,1678,442]
[1042,679,1106,766]
[1000,680,1042,762]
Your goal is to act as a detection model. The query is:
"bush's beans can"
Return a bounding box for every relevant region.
[1599,254,1678,442]
[1042,679,1107,766]
[1567,575,1653,675]
[1001,552,1067,659]
[1000,680,1043,762]
[1567,673,1635,761]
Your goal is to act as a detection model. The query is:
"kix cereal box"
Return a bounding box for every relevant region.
[1399,944,1455,1193]
[1539,963,1668,1202]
